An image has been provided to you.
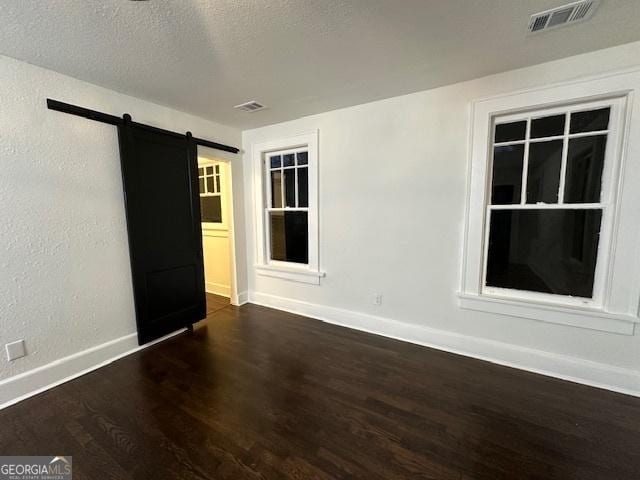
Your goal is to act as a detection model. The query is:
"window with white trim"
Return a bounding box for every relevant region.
[459,75,640,334]
[252,131,322,285]
[199,164,222,224]
[484,100,619,305]
[265,148,309,264]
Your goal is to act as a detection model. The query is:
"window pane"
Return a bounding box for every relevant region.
[215,175,221,193]
[283,153,295,167]
[298,167,308,207]
[491,144,524,205]
[206,166,213,175]
[199,177,205,193]
[564,135,607,203]
[200,196,222,223]
[486,209,602,298]
[270,170,282,208]
[270,155,281,169]
[284,168,296,207]
[198,167,204,176]
[526,140,562,204]
[570,108,610,134]
[269,211,308,264]
[531,114,565,138]
[297,151,308,165]
[206,176,214,193]
[215,165,220,174]
[495,121,526,143]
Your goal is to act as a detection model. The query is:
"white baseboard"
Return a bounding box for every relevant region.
[232,290,249,306]
[4,293,636,412]
[0,329,186,410]
[205,282,231,298]
[249,292,640,397]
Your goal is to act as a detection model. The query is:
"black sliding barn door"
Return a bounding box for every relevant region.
[118,121,206,345]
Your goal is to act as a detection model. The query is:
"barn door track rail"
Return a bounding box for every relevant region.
[46,98,239,154]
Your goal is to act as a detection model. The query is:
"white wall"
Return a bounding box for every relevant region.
[203,232,232,297]
[0,54,244,403]
[242,41,640,394]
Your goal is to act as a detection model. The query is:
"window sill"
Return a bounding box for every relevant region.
[458,292,637,335]
[255,264,325,285]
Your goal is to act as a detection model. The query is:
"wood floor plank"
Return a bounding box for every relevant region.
[0,303,639,479]
[206,293,230,315]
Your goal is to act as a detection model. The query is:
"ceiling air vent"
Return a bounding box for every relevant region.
[527,0,599,34]
[234,101,266,113]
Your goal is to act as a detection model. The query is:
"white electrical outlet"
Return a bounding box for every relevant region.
[374,294,383,306]
[5,340,26,361]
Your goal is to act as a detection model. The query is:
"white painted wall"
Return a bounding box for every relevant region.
[203,232,232,297]
[242,41,640,393]
[0,55,244,397]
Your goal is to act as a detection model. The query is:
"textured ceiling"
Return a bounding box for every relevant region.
[1,0,640,129]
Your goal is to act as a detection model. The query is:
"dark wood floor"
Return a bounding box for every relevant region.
[1,303,639,479]
[206,292,230,315]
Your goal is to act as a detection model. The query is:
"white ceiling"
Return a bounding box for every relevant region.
[1,1,640,129]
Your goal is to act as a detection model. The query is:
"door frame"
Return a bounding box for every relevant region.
[197,146,242,306]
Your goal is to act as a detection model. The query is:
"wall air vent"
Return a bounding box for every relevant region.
[527,0,599,34]
[234,101,266,112]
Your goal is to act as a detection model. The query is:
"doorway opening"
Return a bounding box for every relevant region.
[197,147,238,315]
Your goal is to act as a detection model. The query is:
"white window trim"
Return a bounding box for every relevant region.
[460,68,640,335]
[482,97,623,310]
[252,131,324,285]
